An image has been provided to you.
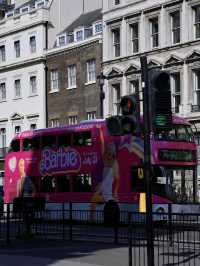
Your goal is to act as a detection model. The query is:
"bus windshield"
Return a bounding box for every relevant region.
[131,166,195,203]
[154,124,194,142]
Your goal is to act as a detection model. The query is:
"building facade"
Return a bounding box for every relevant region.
[0,0,102,171]
[46,9,103,126]
[0,0,49,171]
[102,0,200,180]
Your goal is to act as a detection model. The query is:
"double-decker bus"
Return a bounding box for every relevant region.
[3,115,197,217]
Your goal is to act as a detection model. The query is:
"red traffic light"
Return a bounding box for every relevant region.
[120,95,138,115]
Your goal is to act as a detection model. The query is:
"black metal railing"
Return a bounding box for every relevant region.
[0,147,8,159]
[191,104,200,112]
[1,202,200,266]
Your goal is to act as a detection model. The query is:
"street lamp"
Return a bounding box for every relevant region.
[97,72,106,118]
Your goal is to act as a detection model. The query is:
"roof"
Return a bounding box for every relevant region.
[14,0,35,9]
[60,8,102,34]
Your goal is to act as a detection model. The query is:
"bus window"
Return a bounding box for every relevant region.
[9,139,20,152]
[72,173,92,192]
[186,126,194,142]
[58,133,71,147]
[176,125,188,141]
[57,175,70,192]
[41,176,56,192]
[23,137,40,151]
[73,131,92,146]
[41,135,57,149]
[154,124,195,142]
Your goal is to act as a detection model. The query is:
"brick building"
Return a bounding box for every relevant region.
[46,9,103,126]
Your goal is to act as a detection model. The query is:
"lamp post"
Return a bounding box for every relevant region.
[98,72,106,118]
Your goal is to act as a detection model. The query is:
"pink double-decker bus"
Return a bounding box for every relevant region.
[3,115,197,216]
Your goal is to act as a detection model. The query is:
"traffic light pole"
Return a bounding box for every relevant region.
[140,56,154,266]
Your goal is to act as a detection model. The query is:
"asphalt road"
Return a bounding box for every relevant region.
[0,240,130,266]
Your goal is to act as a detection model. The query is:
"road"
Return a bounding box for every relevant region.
[0,240,129,266]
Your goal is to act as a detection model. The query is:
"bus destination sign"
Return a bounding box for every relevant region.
[158,149,196,162]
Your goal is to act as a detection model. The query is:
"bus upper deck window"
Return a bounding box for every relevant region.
[73,131,92,146]
[9,139,20,152]
[42,135,57,149]
[58,133,71,147]
[23,137,40,151]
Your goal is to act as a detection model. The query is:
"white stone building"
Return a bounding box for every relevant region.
[102,0,200,183]
[0,0,48,158]
[0,0,102,163]
[102,0,200,120]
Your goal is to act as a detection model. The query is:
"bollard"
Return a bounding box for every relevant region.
[69,201,72,241]
[114,223,119,244]
[62,202,65,240]
[6,204,10,245]
[168,203,173,246]
[128,212,132,266]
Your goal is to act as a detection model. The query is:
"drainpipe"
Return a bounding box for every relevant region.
[44,21,48,128]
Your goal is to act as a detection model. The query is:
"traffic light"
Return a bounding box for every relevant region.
[106,94,140,136]
[149,70,172,129]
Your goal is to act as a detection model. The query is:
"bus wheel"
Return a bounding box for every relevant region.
[104,200,120,226]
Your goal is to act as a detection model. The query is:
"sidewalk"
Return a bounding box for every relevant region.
[0,240,129,266]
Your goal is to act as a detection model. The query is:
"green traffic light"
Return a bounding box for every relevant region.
[154,115,168,126]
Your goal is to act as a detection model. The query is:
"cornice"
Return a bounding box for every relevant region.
[103,39,200,66]
[46,36,102,58]
[0,20,48,39]
[0,56,46,73]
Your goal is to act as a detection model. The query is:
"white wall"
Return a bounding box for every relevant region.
[48,0,102,48]
[0,7,48,147]
[0,24,45,66]
[0,63,45,146]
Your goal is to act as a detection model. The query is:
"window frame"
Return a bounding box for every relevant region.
[112,83,121,115]
[170,10,181,44]
[114,0,120,5]
[67,64,77,89]
[14,79,21,98]
[0,81,6,101]
[149,16,159,49]
[68,115,78,125]
[50,69,59,92]
[94,22,103,34]
[193,5,200,39]
[87,111,96,120]
[50,119,60,128]
[58,34,66,46]
[171,72,181,113]
[29,35,36,53]
[0,45,5,62]
[29,75,37,95]
[75,29,84,42]
[15,125,21,135]
[0,128,6,149]
[112,27,120,57]
[14,40,20,58]
[86,59,96,83]
[130,22,139,54]
[192,69,200,106]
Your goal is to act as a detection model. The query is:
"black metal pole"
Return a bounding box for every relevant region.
[191,122,198,203]
[45,64,48,128]
[140,56,154,266]
[128,212,132,266]
[100,84,105,118]
[45,21,48,128]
